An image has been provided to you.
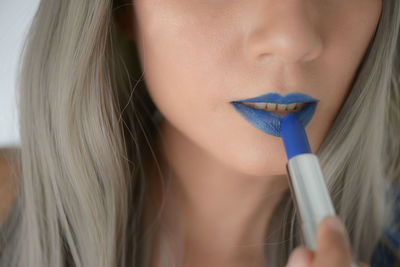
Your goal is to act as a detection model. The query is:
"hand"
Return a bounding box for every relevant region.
[286,216,369,267]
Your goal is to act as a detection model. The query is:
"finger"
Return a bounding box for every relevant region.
[286,246,314,267]
[313,216,353,267]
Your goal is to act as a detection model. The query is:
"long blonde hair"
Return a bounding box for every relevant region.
[0,0,399,266]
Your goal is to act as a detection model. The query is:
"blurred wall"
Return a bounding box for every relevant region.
[0,0,40,148]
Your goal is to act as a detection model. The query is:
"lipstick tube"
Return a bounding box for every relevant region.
[281,114,357,267]
[286,153,335,250]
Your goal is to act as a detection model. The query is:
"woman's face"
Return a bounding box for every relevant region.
[128,0,382,176]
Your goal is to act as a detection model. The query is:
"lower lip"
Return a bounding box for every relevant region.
[230,102,318,137]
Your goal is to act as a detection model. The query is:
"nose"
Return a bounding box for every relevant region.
[244,0,323,64]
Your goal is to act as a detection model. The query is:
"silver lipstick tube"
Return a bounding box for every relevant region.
[286,154,358,267]
[286,153,336,250]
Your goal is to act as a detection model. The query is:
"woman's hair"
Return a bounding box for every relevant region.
[0,0,399,266]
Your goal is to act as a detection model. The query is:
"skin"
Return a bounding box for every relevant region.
[116,0,382,266]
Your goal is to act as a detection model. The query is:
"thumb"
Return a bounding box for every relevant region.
[313,216,353,267]
[286,246,314,267]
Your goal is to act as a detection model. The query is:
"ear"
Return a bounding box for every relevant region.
[114,2,136,42]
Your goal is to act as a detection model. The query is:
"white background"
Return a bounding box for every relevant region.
[0,0,40,148]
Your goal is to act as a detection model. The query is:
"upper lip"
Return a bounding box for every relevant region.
[231,92,319,105]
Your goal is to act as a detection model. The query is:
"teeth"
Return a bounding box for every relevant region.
[267,103,276,110]
[252,102,268,109]
[287,103,297,111]
[277,104,286,111]
[242,102,306,112]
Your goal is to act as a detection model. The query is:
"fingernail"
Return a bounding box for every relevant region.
[326,216,344,233]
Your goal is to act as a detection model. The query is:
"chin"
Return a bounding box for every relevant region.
[213,141,289,178]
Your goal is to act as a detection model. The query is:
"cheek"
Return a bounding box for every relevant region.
[146,74,290,177]
[137,35,290,176]
[306,1,382,152]
[139,46,289,177]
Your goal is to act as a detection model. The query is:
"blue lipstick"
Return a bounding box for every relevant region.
[281,114,336,251]
[281,112,312,159]
[230,92,319,137]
